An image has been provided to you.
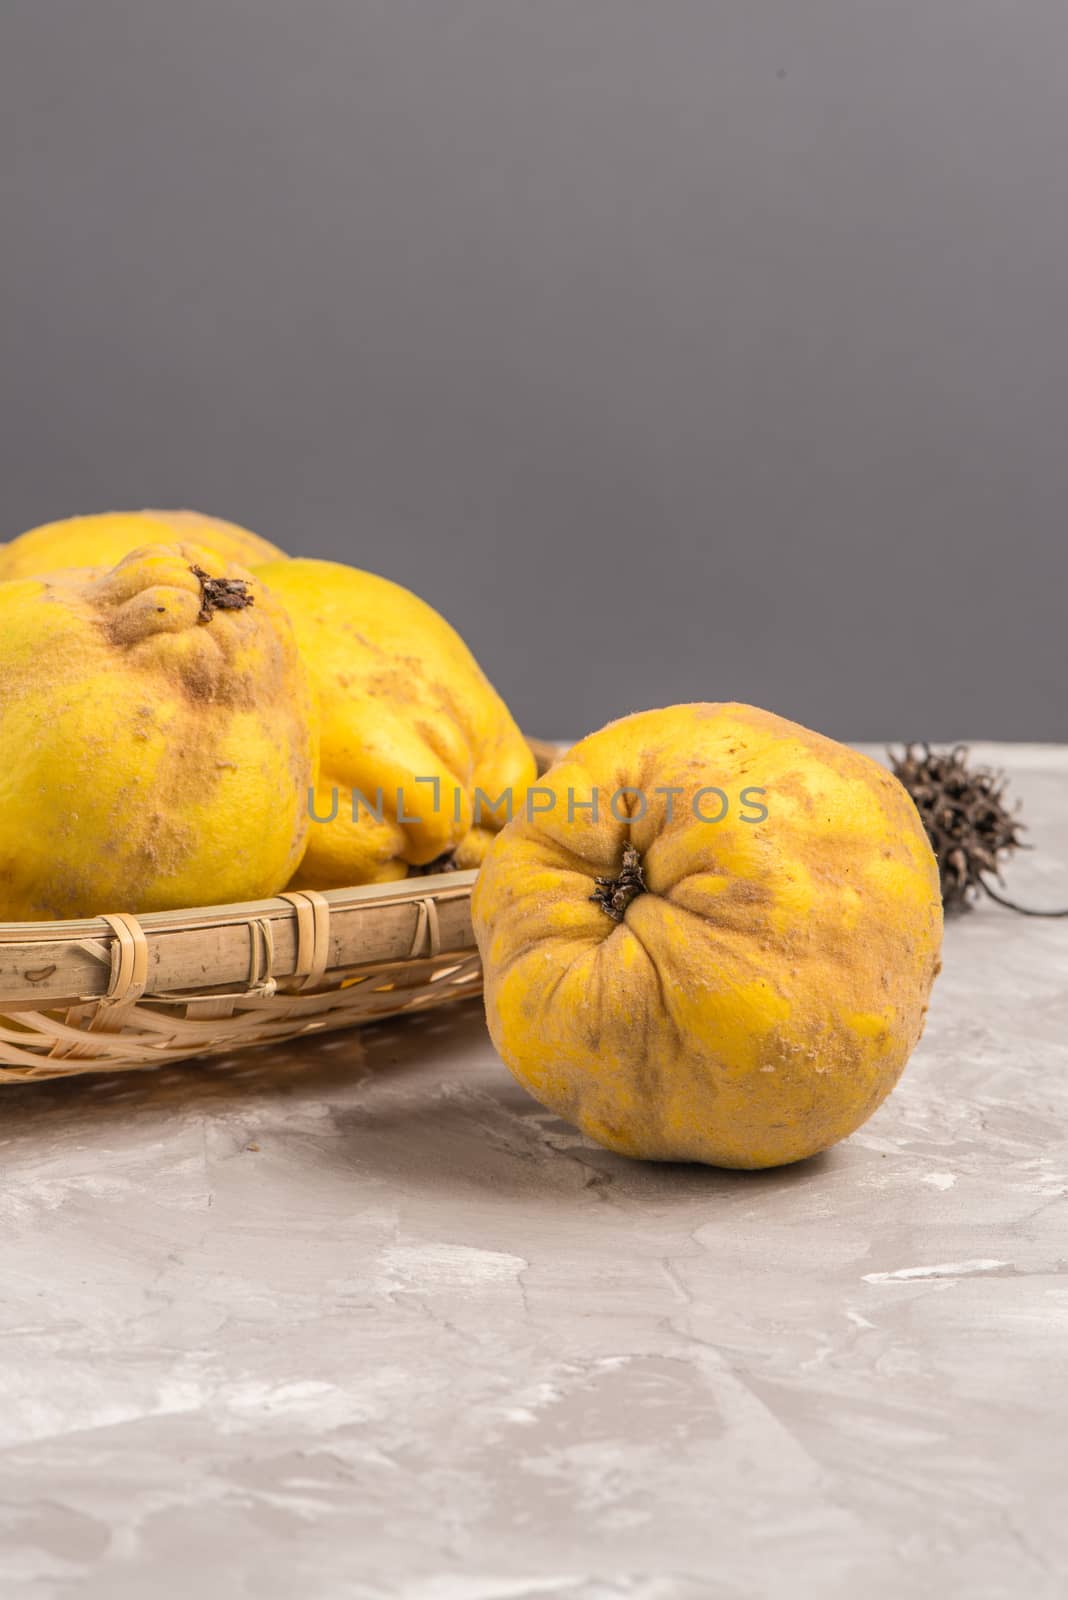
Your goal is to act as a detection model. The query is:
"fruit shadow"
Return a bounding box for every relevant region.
[324,1005,836,1209]
[0,998,834,1206]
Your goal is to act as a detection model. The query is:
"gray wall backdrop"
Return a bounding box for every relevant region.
[3,2,1066,741]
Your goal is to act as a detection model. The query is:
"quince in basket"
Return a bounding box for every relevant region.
[0,508,285,581]
[0,545,315,921]
[473,702,943,1169]
[256,558,536,887]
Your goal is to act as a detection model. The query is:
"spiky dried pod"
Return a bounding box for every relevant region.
[890,743,1066,917]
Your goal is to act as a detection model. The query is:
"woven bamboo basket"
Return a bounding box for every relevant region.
[0,739,562,1085]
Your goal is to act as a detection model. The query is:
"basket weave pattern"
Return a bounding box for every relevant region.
[0,875,482,1084]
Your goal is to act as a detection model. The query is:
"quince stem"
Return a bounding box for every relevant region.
[590,844,646,923]
[190,565,255,624]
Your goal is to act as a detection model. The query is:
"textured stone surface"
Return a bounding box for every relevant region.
[0,745,1065,1599]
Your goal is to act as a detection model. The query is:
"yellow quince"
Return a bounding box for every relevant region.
[472,702,943,1169]
[0,545,315,920]
[0,509,284,581]
[255,558,536,886]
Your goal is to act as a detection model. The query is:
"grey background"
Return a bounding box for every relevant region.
[3,1,1066,741]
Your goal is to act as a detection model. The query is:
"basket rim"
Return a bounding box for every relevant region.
[0,866,478,944]
[0,868,483,1011]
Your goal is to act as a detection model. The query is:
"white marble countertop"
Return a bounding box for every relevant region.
[1,745,1066,1600]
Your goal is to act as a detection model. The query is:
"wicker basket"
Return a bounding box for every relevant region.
[0,739,561,1085]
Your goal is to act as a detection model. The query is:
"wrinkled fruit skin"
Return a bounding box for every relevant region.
[0,509,285,581]
[0,544,316,920]
[472,703,943,1169]
[256,558,536,887]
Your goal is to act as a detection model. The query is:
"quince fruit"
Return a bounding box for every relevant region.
[472,703,943,1169]
[0,545,315,920]
[255,558,536,886]
[0,509,284,581]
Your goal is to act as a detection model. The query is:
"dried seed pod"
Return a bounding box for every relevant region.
[890,743,1067,918]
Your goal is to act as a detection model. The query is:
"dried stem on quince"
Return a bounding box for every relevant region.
[590,845,647,923]
[191,566,255,625]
